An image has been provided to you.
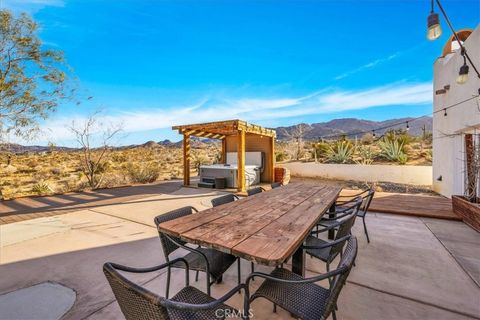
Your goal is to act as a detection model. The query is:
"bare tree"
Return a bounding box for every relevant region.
[280,124,311,160]
[69,113,122,189]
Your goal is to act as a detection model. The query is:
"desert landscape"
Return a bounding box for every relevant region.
[0,125,432,200]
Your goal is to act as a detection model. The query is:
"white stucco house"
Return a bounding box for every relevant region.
[432,25,480,198]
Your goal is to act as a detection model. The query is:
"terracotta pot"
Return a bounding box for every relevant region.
[452,195,480,232]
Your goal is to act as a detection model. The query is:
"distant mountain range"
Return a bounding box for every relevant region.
[1,117,432,153]
[275,117,432,140]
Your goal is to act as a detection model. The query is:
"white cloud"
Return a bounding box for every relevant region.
[30,81,431,145]
[334,52,399,80]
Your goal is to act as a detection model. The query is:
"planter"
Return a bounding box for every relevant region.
[452,195,480,232]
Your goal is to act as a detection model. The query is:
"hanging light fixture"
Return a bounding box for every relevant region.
[456,51,469,84]
[406,121,410,131]
[427,0,442,40]
[372,130,376,138]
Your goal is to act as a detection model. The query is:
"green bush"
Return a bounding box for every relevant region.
[355,145,375,165]
[276,152,288,162]
[378,138,408,164]
[326,140,355,164]
[32,181,53,195]
[312,142,330,159]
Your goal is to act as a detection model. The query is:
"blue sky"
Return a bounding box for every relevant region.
[2,0,479,146]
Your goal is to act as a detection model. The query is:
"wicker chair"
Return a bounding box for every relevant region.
[248,237,358,320]
[337,188,375,242]
[154,207,240,297]
[306,200,360,273]
[103,258,250,320]
[334,188,375,242]
[211,194,239,207]
[246,187,265,196]
[271,182,282,189]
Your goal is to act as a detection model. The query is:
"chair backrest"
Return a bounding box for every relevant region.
[328,197,362,259]
[211,194,237,207]
[323,236,358,319]
[103,263,169,320]
[154,207,195,259]
[271,182,282,189]
[359,188,375,216]
[247,187,264,196]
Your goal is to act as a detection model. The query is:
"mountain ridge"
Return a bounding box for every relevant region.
[1,117,432,152]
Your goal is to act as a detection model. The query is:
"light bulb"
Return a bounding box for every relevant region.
[427,13,442,41]
[456,64,469,84]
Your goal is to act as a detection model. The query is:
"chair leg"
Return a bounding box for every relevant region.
[207,274,211,296]
[332,310,337,320]
[237,259,242,293]
[363,217,370,243]
[273,303,277,313]
[251,262,254,273]
[195,270,199,282]
[166,266,171,299]
[216,275,223,284]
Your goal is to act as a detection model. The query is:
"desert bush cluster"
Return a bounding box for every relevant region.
[0,142,220,200]
[276,130,433,166]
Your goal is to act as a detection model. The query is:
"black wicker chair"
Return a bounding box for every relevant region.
[211,194,239,207]
[103,258,250,320]
[334,188,375,242]
[154,207,240,297]
[306,200,360,273]
[246,187,265,196]
[271,182,282,189]
[248,237,358,320]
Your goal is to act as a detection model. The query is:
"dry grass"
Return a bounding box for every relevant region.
[0,143,220,200]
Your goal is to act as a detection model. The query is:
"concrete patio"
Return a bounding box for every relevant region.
[0,181,479,319]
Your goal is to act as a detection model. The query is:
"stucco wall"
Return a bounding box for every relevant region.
[279,162,432,185]
[432,26,480,197]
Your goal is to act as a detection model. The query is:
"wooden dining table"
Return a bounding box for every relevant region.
[157,182,342,276]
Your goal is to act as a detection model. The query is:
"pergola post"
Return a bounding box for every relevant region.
[270,136,275,183]
[183,134,190,186]
[237,130,246,192]
[221,138,226,164]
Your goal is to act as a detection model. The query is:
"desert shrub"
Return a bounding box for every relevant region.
[378,138,408,164]
[326,140,355,164]
[383,130,411,150]
[51,167,63,175]
[3,165,17,174]
[192,154,209,171]
[361,133,375,145]
[32,181,53,195]
[127,163,160,184]
[423,149,433,162]
[0,187,15,200]
[355,145,375,165]
[111,153,127,163]
[422,132,433,144]
[27,159,39,167]
[312,142,330,160]
[276,151,289,162]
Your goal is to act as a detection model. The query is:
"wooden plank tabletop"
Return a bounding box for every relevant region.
[157,182,342,266]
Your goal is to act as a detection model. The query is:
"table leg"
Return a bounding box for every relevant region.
[291,246,305,277]
[328,203,335,240]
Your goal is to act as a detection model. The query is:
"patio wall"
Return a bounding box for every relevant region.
[279,162,432,185]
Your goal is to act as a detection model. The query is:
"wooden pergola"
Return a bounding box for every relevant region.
[172,119,276,192]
